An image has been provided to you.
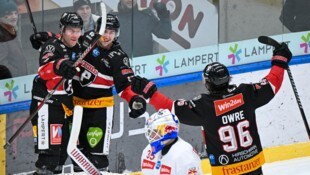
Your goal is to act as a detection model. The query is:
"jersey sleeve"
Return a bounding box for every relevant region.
[149,91,204,126]
[108,46,135,93]
[250,65,285,108]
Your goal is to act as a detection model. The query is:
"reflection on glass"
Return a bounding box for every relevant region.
[0,0,27,77]
[280,0,310,32]
[110,0,172,57]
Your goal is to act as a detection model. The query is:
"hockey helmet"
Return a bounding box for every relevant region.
[203,62,230,93]
[59,12,83,33]
[145,109,179,155]
[96,14,120,37]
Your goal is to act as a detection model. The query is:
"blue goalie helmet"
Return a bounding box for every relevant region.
[145,109,179,155]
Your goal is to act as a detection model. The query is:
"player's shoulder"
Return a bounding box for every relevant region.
[108,43,128,59]
[41,38,61,53]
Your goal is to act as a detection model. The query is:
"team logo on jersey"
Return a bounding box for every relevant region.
[214,93,244,116]
[92,47,100,57]
[123,57,130,67]
[50,124,63,145]
[142,159,155,169]
[218,154,229,165]
[160,165,172,175]
[188,167,198,175]
[45,45,55,53]
[79,60,98,86]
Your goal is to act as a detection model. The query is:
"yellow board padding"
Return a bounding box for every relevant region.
[0,114,6,175]
[201,141,310,174]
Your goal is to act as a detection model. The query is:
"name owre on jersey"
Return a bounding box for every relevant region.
[215,93,244,124]
[212,93,265,175]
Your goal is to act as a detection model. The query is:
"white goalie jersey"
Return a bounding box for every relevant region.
[141,137,203,175]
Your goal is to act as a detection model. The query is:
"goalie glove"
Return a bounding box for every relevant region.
[129,95,146,118]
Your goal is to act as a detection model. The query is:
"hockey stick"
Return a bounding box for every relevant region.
[258,36,310,140]
[68,106,101,175]
[3,2,107,149]
[24,0,38,34]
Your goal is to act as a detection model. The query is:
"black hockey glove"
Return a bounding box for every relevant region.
[129,95,146,118]
[272,43,292,69]
[154,2,170,19]
[131,76,157,99]
[29,32,53,50]
[54,59,77,79]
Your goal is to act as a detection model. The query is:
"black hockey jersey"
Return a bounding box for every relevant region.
[148,66,286,175]
[72,31,135,108]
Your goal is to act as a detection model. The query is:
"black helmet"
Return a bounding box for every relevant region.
[203,62,230,93]
[59,12,83,32]
[96,14,120,37]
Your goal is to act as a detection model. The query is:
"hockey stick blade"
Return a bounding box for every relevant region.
[258,36,281,48]
[68,106,102,175]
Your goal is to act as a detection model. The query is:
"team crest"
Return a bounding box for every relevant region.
[79,60,98,87]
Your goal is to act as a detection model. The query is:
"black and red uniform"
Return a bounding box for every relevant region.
[30,37,82,171]
[71,31,138,170]
[148,65,285,175]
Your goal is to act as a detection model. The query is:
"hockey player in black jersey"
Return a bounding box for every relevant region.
[30,12,83,174]
[70,14,146,172]
[130,41,292,175]
[29,13,146,172]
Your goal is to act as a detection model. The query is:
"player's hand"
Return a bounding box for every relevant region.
[29,32,53,50]
[54,59,77,79]
[129,95,146,118]
[131,76,157,99]
[272,43,292,69]
[153,2,170,19]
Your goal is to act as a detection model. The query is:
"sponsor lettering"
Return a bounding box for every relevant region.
[142,159,155,169]
[244,45,272,57]
[221,157,261,175]
[214,94,244,116]
[81,60,98,74]
[232,145,258,162]
[174,53,218,68]
[70,149,101,175]
[160,165,172,175]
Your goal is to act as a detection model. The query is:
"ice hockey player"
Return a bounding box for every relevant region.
[30,12,83,174]
[70,13,146,172]
[141,109,203,175]
[130,42,292,175]
[29,13,146,173]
